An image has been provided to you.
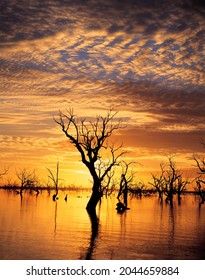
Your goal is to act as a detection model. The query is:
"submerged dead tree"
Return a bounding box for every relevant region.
[163,157,180,204]
[55,109,125,213]
[47,162,60,201]
[195,179,205,204]
[175,176,189,203]
[193,148,205,204]
[149,163,165,201]
[117,161,136,209]
[15,168,38,195]
[150,157,189,205]
[163,157,189,205]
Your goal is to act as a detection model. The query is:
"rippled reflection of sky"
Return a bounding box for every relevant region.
[0,0,205,184]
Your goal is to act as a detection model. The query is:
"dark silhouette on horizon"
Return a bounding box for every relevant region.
[15,168,39,196]
[1,139,205,209]
[149,156,189,206]
[193,140,205,204]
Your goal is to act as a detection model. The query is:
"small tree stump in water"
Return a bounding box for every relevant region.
[116,202,129,213]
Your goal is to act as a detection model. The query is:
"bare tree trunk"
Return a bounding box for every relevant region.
[157,189,163,201]
[47,162,60,201]
[20,183,24,196]
[196,180,205,204]
[86,181,103,212]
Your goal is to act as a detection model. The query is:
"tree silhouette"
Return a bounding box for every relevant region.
[149,163,165,201]
[149,157,189,205]
[163,157,181,205]
[47,162,61,201]
[195,178,205,204]
[0,167,9,180]
[55,109,125,212]
[117,161,136,209]
[15,168,38,195]
[162,157,189,206]
[193,141,205,204]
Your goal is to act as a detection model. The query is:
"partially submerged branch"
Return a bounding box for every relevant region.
[195,178,205,204]
[47,162,62,200]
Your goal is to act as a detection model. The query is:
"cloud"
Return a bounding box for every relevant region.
[1,0,204,90]
[0,0,204,183]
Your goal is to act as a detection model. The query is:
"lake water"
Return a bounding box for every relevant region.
[0,189,204,260]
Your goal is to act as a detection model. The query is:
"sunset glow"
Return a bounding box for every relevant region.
[0,0,205,188]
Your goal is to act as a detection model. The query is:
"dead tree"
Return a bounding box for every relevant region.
[150,157,188,205]
[129,181,146,198]
[163,157,180,204]
[163,157,189,205]
[193,150,205,204]
[15,168,37,195]
[175,176,189,203]
[0,167,9,182]
[149,163,165,201]
[54,109,126,213]
[117,161,137,209]
[47,162,61,201]
[195,178,205,204]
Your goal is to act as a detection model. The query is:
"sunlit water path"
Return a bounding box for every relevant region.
[0,190,204,260]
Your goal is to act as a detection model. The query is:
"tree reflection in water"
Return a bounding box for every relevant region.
[84,209,100,260]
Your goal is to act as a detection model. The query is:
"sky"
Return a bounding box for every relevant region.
[0,0,205,187]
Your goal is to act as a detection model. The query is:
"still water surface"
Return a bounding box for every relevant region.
[0,189,204,260]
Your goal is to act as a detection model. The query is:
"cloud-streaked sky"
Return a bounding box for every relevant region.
[0,0,205,186]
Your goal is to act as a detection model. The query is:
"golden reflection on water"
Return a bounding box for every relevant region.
[0,190,204,260]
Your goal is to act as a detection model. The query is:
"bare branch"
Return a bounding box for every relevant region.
[47,162,62,198]
[193,154,205,173]
[15,168,38,193]
[0,167,9,178]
